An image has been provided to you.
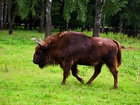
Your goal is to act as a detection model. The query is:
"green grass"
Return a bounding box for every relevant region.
[0,30,140,105]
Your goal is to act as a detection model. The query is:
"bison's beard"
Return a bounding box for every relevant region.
[33,59,45,68]
[38,62,47,68]
[39,64,45,68]
[34,56,56,68]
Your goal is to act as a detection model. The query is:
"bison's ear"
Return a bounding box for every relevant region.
[41,44,50,49]
[36,41,49,49]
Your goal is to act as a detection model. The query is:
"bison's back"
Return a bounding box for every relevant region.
[47,31,119,66]
[50,32,102,65]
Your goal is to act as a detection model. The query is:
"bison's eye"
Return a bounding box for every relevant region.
[36,50,42,56]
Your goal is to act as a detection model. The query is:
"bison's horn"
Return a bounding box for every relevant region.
[36,38,43,46]
[36,40,42,46]
[38,38,42,42]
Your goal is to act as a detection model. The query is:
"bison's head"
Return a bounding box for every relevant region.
[33,39,49,68]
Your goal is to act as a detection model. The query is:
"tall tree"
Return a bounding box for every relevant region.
[93,0,127,36]
[39,0,45,33]
[0,0,4,30]
[123,0,140,36]
[45,0,52,38]
[8,0,17,34]
[17,0,38,30]
[3,0,8,29]
[63,0,88,30]
[93,0,106,37]
[103,0,127,33]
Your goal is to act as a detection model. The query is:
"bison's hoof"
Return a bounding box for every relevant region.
[86,82,91,85]
[113,86,118,89]
[80,79,84,84]
[61,82,66,85]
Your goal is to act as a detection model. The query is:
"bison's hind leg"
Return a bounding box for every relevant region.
[108,65,118,89]
[106,60,118,89]
[71,64,84,84]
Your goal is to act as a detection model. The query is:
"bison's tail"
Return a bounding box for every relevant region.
[113,40,122,67]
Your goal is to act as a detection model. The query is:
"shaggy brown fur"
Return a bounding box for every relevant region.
[33,31,122,88]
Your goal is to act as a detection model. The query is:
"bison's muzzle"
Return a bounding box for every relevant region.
[33,59,45,68]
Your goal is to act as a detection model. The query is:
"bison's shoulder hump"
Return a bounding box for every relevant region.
[48,31,92,46]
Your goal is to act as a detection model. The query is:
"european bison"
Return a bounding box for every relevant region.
[33,31,121,88]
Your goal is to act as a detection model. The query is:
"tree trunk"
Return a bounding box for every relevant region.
[93,0,106,37]
[101,14,106,33]
[45,0,52,38]
[81,22,85,32]
[24,22,27,30]
[0,0,4,30]
[3,0,8,29]
[65,22,68,31]
[8,0,13,34]
[39,0,45,33]
[29,13,33,30]
[119,15,123,33]
[0,0,1,29]
[8,0,15,35]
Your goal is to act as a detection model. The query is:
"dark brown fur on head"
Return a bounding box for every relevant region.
[33,36,55,68]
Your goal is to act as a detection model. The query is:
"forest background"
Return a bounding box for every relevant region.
[0,0,140,38]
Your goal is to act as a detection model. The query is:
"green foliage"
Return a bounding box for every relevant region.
[83,31,140,45]
[85,1,95,26]
[104,0,140,31]
[63,0,74,22]
[100,32,140,46]
[0,31,140,105]
[16,0,38,19]
[123,0,140,29]
[75,0,88,22]
[63,0,88,22]
[104,0,128,16]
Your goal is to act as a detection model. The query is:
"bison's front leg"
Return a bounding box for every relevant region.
[61,70,70,85]
[71,64,84,84]
[60,62,71,85]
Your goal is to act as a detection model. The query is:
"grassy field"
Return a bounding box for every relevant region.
[0,30,140,105]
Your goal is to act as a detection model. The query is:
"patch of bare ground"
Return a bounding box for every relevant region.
[121,46,137,50]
